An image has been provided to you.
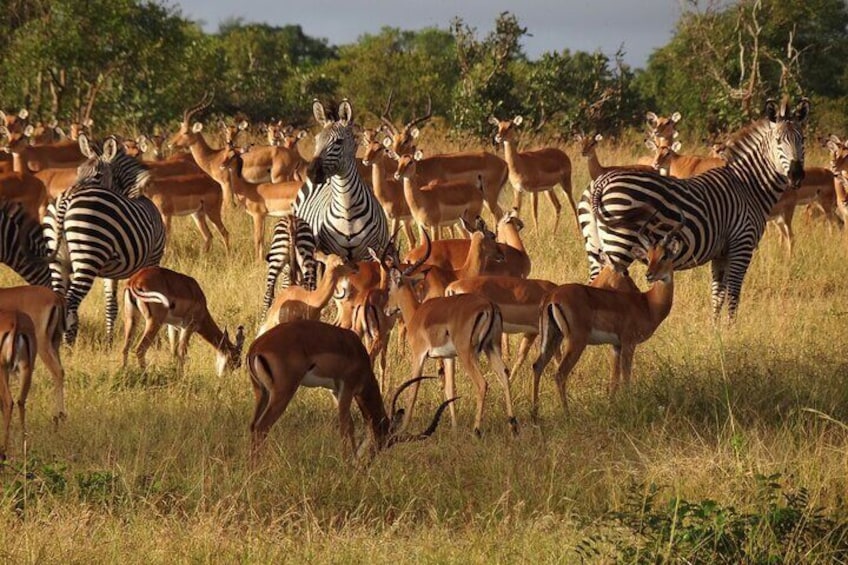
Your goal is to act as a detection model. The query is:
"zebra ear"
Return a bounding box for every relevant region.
[794,98,810,124]
[338,100,353,126]
[78,134,95,158]
[101,137,118,163]
[764,99,779,123]
[313,100,328,126]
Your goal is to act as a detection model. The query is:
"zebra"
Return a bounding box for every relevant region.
[45,136,165,344]
[263,214,318,314]
[292,99,389,262]
[581,97,809,320]
[0,201,52,286]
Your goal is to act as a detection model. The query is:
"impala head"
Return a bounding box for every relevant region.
[281,126,307,149]
[0,109,29,135]
[824,134,848,174]
[169,92,213,149]
[575,132,603,157]
[498,208,525,233]
[307,99,356,186]
[709,142,728,160]
[763,97,809,189]
[216,325,245,377]
[632,208,684,284]
[392,147,423,181]
[647,137,682,173]
[489,115,523,144]
[69,118,94,141]
[645,111,681,145]
[122,137,144,158]
[318,252,360,279]
[384,230,430,316]
[258,120,282,146]
[361,127,387,166]
[0,123,30,153]
[220,118,248,146]
[380,91,432,155]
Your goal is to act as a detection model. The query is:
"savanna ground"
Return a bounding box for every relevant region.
[1,133,847,563]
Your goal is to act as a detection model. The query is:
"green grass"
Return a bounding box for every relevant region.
[1,137,847,562]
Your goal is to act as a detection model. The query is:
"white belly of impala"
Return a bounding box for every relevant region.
[587,329,620,346]
[301,370,336,390]
[428,343,457,358]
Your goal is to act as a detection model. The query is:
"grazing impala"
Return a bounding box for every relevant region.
[383,235,517,435]
[393,147,485,240]
[220,144,303,260]
[490,116,577,233]
[0,287,66,425]
[258,253,358,335]
[575,132,654,180]
[247,319,454,459]
[647,138,725,177]
[121,267,244,375]
[362,128,415,246]
[531,212,681,417]
[0,309,35,460]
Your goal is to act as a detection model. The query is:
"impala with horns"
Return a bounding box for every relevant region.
[393,147,485,241]
[220,144,303,260]
[168,93,239,207]
[0,286,66,425]
[362,127,415,246]
[382,233,517,435]
[381,93,508,220]
[248,319,455,459]
[574,132,654,181]
[532,211,681,417]
[0,309,35,460]
[121,266,244,375]
[490,115,577,234]
[258,253,358,336]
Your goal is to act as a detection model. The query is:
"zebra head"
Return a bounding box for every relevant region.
[307,99,356,186]
[764,97,809,189]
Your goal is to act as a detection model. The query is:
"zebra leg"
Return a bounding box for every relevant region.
[103,279,118,345]
[545,189,562,233]
[121,288,139,367]
[190,211,214,253]
[710,258,729,321]
[577,190,602,281]
[263,259,282,315]
[724,251,754,322]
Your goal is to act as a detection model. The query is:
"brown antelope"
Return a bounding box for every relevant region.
[0,139,49,220]
[383,238,517,435]
[0,309,35,459]
[362,128,415,246]
[0,124,84,172]
[648,138,725,177]
[142,173,230,252]
[575,132,654,180]
[220,144,303,260]
[0,287,66,425]
[380,95,508,220]
[335,260,384,330]
[258,253,359,335]
[351,286,397,388]
[122,137,201,177]
[247,319,454,459]
[272,126,309,183]
[825,135,848,224]
[168,93,239,207]
[393,147,485,241]
[121,267,244,375]
[531,213,681,417]
[637,111,682,165]
[490,116,577,233]
[224,119,308,184]
[768,166,841,254]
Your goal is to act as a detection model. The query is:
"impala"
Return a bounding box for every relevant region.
[380,95,508,220]
[825,135,848,224]
[531,212,681,417]
[574,132,654,180]
[383,236,517,435]
[0,287,66,425]
[490,115,577,234]
[0,124,85,172]
[637,111,682,165]
[220,144,303,260]
[767,165,840,254]
[362,128,415,246]
[0,309,35,460]
[351,285,397,388]
[258,253,358,335]
[393,146,485,241]
[168,93,238,207]
[0,135,49,220]
[648,138,725,177]
[121,266,244,375]
[123,137,201,177]
[247,319,454,459]
[272,125,309,183]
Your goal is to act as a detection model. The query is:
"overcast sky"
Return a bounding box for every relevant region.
[168,0,685,68]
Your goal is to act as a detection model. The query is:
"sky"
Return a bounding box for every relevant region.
[167,0,685,68]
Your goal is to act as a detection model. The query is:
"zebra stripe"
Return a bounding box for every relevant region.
[45,138,165,344]
[0,202,51,286]
[580,98,809,319]
[292,100,388,262]
[263,215,318,313]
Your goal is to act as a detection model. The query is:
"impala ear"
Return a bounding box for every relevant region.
[78,134,94,158]
[645,111,658,127]
[83,118,94,128]
[666,237,682,257]
[645,138,658,151]
[18,109,29,120]
[488,116,499,126]
[192,122,204,133]
[390,268,402,286]
[513,115,523,126]
[409,127,419,139]
[671,140,682,152]
[23,124,34,137]
[238,120,249,131]
[297,130,307,140]
[382,136,393,149]
[414,149,424,161]
[671,111,682,123]
[594,133,603,142]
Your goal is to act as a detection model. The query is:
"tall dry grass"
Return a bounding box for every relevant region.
[0,132,846,562]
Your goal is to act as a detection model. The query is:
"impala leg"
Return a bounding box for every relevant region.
[443,357,458,428]
[608,345,622,396]
[401,352,428,431]
[206,203,230,251]
[252,214,265,262]
[458,350,489,436]
[190,210,214,253]
[38,328,65,424]
[559,180,580,237]
[531,307,564,420]
[336,382,356,455]
[167,325,179,357]
[510,334,537,381]
[620,344,635,388]
[135,316,164,370]
[530,192,540,231]
[121,289,139,368]
[103,279,118,346]
[17,356,33,447]
[0,369,12,459]
[176,327,194,372]
[513,189,524,216]
[546,190,562,233]
[402,220,417,249]
[553,339,587,415]
[485,340,518,435]
[782,207,795,256]
[161,212,172,248]
[250,373,298,456]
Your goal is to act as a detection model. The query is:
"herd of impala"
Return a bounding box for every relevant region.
[1,97,847,463]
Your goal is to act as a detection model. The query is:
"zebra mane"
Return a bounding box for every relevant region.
[721,119,771,164]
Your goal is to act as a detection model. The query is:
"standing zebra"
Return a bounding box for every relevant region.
[45,136,165,344]
[263,214,318,314]
[581,97,809,320]
[292,99,389,261]
[0,201,52,286]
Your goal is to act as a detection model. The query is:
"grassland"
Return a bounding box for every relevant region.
[0,135,846,563]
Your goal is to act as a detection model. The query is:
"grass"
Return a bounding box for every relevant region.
[0,134,847,562]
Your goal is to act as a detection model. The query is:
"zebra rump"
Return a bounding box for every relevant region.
[263,215,317,313]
